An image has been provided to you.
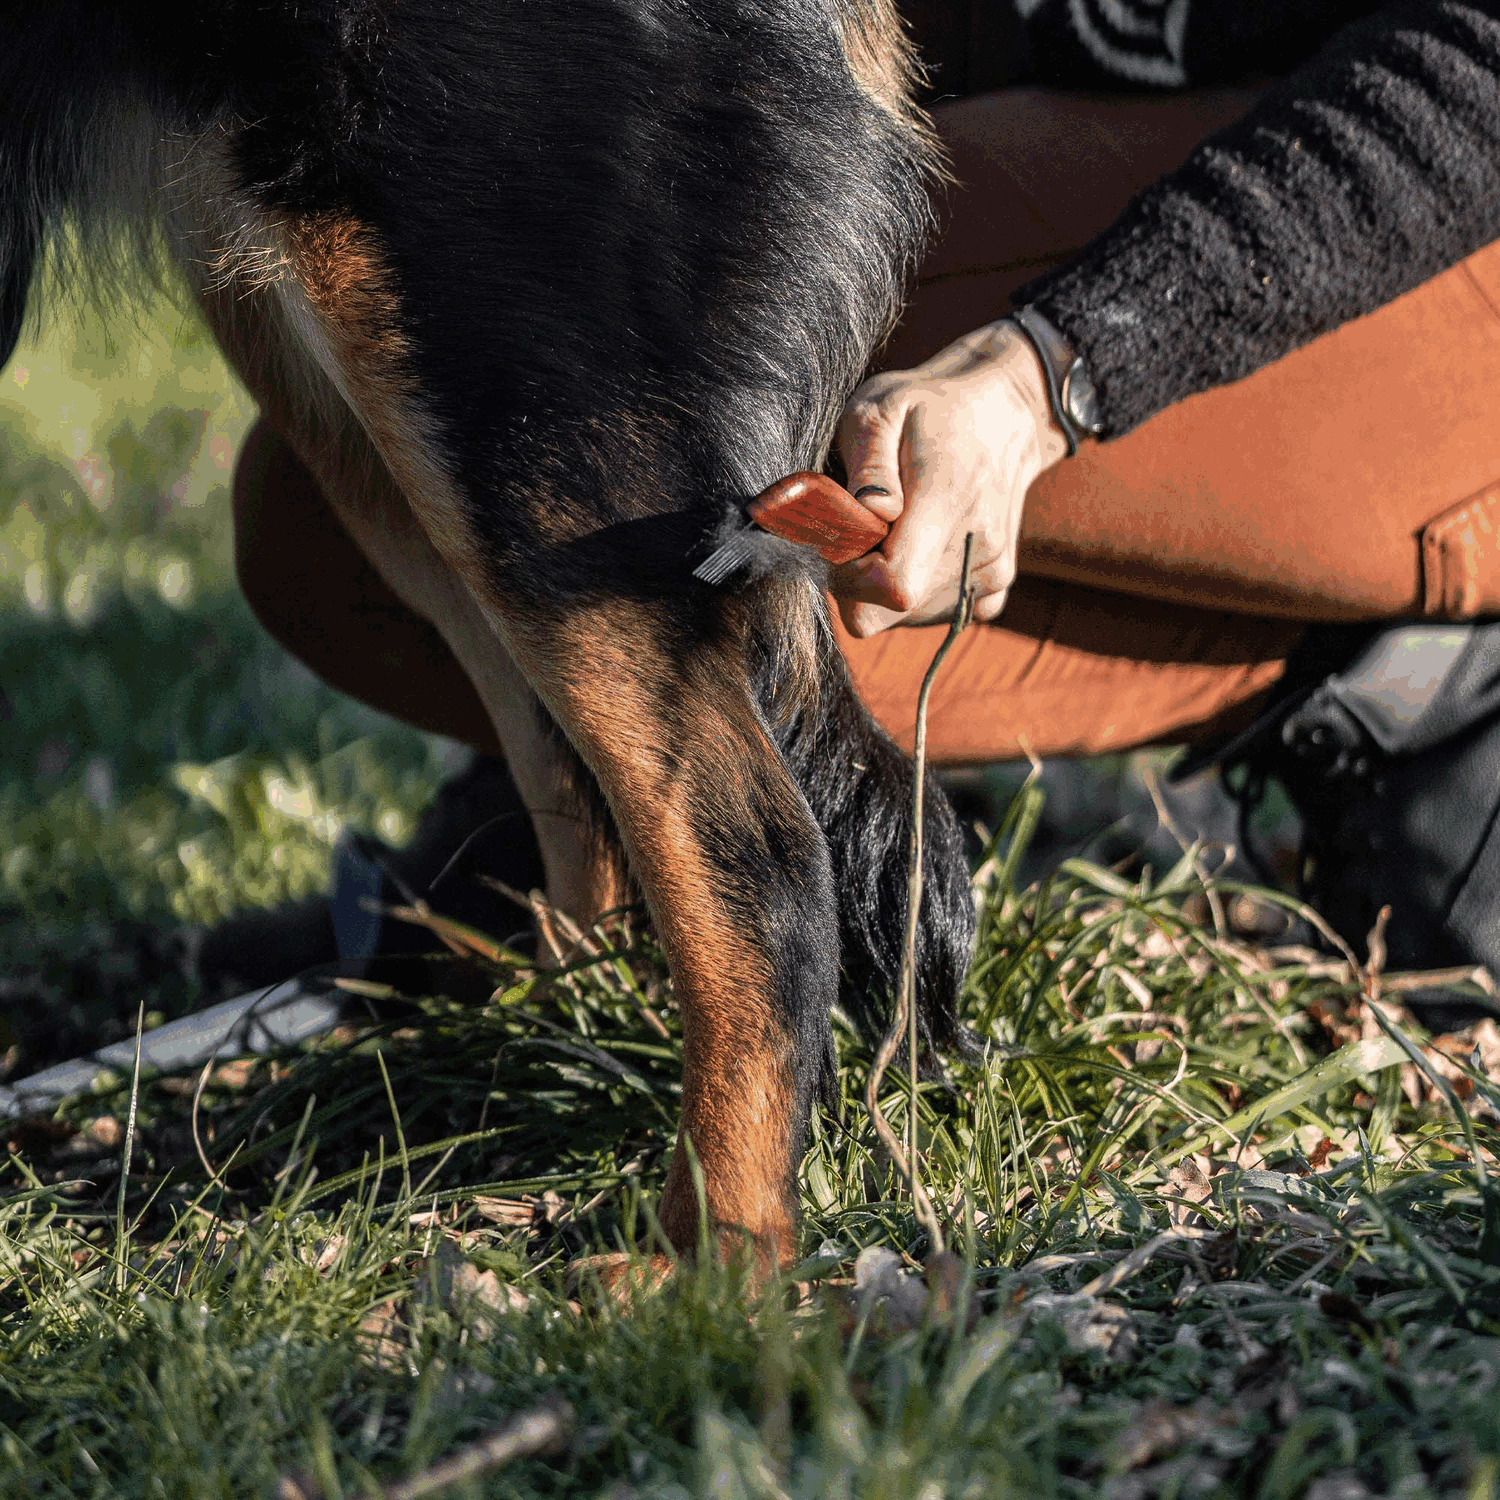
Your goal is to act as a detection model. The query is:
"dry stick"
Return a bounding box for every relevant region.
[114,999,147,1294]
[1364,904,1392,1005]
[1141,764,1229,942]
[382,1398,574,1500]
[190,1055,232,1194]
[275,1399,573,1500]
[483,875,673,1038]
[865,534,978,1258]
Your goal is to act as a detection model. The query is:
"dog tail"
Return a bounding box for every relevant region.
[744,570,976,1057]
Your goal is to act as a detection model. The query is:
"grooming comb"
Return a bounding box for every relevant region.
[693,471,890,584]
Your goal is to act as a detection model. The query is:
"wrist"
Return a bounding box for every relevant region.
[987,305,1104,457]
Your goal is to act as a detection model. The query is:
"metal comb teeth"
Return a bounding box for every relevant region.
[692,472,889,586]
[692,526,758,584]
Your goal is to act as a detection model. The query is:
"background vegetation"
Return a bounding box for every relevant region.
[0,296,457,1074]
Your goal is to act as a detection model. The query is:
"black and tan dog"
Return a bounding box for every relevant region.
[1,0,975,1274]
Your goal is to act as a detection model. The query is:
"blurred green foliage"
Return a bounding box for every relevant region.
[0,292,452,1059]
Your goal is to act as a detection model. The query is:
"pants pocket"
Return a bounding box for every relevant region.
[1422,483,1500,619]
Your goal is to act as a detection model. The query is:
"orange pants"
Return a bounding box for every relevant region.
[233,89,1500,764]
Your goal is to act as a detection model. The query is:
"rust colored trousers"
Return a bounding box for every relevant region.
[233,89,1500,764]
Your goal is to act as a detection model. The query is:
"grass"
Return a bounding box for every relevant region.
[0,296,456,1072]
[3,300,1500,1499]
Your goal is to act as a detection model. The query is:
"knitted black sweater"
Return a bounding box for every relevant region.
[998,2,1500,436]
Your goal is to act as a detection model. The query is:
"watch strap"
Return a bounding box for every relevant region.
[1000,304,1105,457]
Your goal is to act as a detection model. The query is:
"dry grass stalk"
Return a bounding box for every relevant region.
[865,533,977,1259]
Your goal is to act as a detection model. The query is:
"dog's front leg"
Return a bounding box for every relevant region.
[191,200,838,1274]
[312,462,835,1268]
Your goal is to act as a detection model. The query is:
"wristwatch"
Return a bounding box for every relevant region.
[999,304,1105,456]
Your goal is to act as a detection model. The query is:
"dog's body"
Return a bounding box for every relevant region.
[2,0,975,1269]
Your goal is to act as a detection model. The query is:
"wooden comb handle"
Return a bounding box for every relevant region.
[748,472,889,566]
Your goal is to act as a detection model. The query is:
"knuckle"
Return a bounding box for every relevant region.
[974,550,1016,589]
[843,397,888,435]
[881,574,915,614]
[846,379,909,427]
[850,369,900,403]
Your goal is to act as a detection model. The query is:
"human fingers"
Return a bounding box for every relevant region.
[835,381,908,526]
[829,323,1068,634]
[830,549,912,613]
[835,545,1015,636]
[970,551,1018,622]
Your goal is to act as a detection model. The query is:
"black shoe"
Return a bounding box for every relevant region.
[1174,621,1500,980]
[193,752,546,991]
[332,751,547,961]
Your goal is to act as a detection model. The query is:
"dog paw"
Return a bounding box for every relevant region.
[565,1252,676,1307]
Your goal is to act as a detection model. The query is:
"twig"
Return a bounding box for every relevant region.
[1364,904,1391,1004]
[190,1056,231,1193]
[1382,965,1496,996]
[276,1398,573,1500]
[865,534,977,1258]
[382,902,508,964]
[114,1000,146,1293]
[483,877,671,1037]
[1141,764,1229,940]
[388,1398,573,1499]
[482,878,585,966]
[1286,893,1363,973]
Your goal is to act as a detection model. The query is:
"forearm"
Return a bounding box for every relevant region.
[1014,1,1500,436]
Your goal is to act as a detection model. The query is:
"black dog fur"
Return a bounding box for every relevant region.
[2,0,975,1268]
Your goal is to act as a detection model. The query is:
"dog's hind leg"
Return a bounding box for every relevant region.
[246,408,833,1265]
[250,423,628,933]
[497,590,840,1270]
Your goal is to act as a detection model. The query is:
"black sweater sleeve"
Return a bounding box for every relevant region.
[1011,2,1500,437]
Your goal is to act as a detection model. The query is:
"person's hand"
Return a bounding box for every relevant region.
[831,321,1071,637]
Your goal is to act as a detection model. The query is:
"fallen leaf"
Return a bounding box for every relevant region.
[851,1246,928,1335]
[419,1240,530,1339]
[358,1295,408,1374]
[1021,1290,1137,1362]
[1166,1156,1213,1228]
[472,1197,535,1228]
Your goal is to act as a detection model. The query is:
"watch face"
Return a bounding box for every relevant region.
[1064,361,1103,434]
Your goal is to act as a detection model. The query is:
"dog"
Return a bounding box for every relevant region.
[1,0,976,1275]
